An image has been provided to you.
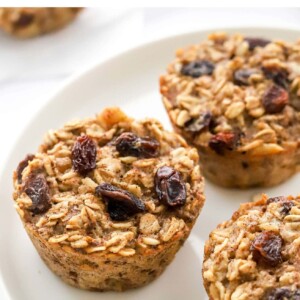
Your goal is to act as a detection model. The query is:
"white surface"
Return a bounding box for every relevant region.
[0,8,142,81]
[144,8,300,39]
[1,27,300,300]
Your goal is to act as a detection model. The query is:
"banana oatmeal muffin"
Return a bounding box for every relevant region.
[0,8,82,38]
[160,32,300,188]
[203,194,300,300]
[13,107,205,291]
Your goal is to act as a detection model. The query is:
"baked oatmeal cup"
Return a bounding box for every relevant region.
[160,32,300,188]
[13,107,205,291]
[203,194,300,300]
[0,8,82,38]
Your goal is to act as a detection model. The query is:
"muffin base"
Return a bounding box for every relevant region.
[24,221,188,291]
[198,144,299,188]
[20,186,204,291]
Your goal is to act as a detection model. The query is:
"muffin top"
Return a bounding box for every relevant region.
[13,107,204,256]
[160,32,300,156]
[203,194,300,300]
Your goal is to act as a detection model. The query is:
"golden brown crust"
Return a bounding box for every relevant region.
[0,7,83,38]
[25,220,188,291]
[160,32,300,188]
[13,107,205,291]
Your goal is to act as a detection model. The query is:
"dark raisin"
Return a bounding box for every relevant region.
[244,37,271,51]
[281,202,294,215]
[95,183,145,221]
[242,161,249,169]
[250,231,283,267]
[181,60,215,78]
[184,112,214,133]
[115,132,159,158]
[267,196,294,215]
[155,166,186,207]
[13,13,34,28]
[16,154,35,183]
[267,196,286,204]
[294,290,300,300]
[233,69,256,86]
[24,173,51,214]
[209,131,241,155]
[266,288,292,300]
[72,135,97,175]
[262,66,289,89]
[262,85,289,114]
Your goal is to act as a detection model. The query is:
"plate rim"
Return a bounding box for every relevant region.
[2,25,300,299]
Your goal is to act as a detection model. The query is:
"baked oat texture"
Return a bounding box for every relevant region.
[203,194,300,300]
[0,8,82,38]
[13,107,205,291]
[160,32,300,188]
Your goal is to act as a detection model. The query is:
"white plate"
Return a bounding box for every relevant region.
[1,27,300,300]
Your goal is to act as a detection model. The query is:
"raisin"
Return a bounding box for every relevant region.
[242,161,249,169]
[267,196,294,215]
[262,66,289,89]
[209,131,241,155]
[184,112,214,133]
[13,13,34,28]
[181,60,215,78]
[24,173,51,214]
[233,69,256,86]
[250,231,283,267]
[267,196,286,204]
[295,290,300,300]
[95,183,145,221]
[262,85,289,114]
[244,37,271,51]
[155,166,186,207]
[72,135,97,175]
[16,154,35,183]
[115,132,159,158]
[265,288,299,300]
[281,202,294,215]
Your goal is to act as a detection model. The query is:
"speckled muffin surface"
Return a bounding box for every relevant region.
[160,32,300,188]
[0,7,82,38]
[13,107,205,291]
[203,194,300,300]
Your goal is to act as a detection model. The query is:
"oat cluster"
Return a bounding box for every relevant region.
[13,108,204,257]
[203,194,300,300]
[160,32,300,156]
